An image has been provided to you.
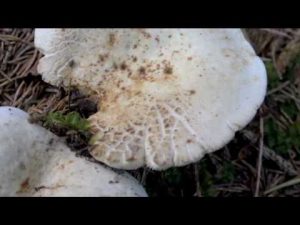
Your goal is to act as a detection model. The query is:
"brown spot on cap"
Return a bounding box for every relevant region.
[69,60,75,68]
[108,33,116,47]
[99,54,107,62]
[120,62,127,70]
[189,90,196,95]
[21,178,30,189]
[34,186,46,192]
[17,177,30,194]
[126,127,135,134]
[139,30,152,39]
[59,164,65,170]
[127,156,137,161]
[138,66,146,74]
[48,138,54,145]
[164,66,173,74]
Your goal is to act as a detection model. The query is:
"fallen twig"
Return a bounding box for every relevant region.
[264,177,300,195]
[242,130,298,176]
[267,81,290,95]
[260,29,293,39]
[193,163,202,197]
[255,112,264,197]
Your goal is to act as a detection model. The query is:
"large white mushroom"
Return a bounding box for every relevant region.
[35,29,267,170]
[0,106,147,197]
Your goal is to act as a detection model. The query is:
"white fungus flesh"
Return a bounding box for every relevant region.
[0,106,147,197]
[35,29,267,170]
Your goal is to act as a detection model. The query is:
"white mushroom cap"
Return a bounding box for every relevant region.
[0,106,147,197]
[35,29,267,170]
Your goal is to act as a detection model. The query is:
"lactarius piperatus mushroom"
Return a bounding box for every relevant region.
[35,29,267,170]
[0,106,147,196]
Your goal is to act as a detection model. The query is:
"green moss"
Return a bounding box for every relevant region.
[162,167,183,185]
[198,160,218,197]
[44,111,90,132]
[265,117,300,155]
[264,55,300,156]
[220,162,236,183]
[285,53,300,82]
[265,61,281,89]
[281,101,299,120]
[265,53,300,90]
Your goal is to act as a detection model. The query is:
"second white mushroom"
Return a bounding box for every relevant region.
[0,106,147,197]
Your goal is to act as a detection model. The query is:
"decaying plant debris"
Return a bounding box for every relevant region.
[1,28,300,196]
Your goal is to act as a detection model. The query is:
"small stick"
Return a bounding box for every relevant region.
[264,177,300,195]
[280,108,294,125]
[241,160,257,177]
[0,70,12,81]
[267,80,290,95]
[260,29,293,39]
[280,89,300,104]
[243,129,299,176]
[255,110,264,197]
[0,34,34,46]
[141,167,148,186]
[193,163,202,197]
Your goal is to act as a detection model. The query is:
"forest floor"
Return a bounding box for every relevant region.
[0,28,299,197]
